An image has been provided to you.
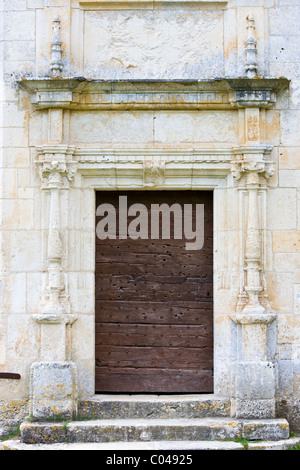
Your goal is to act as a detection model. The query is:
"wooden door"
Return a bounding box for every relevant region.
[95,191,213,393]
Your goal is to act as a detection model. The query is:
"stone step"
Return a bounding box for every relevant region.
[3,436,300,451]
[20,417,289,445]
[78,394,231,420]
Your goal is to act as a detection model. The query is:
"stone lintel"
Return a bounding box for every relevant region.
[18,77,290,111]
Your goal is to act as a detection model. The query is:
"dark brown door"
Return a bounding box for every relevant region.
[95,191,213,393]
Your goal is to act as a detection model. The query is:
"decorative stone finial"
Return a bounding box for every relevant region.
[245,14,258,78]
[50,16,63,77]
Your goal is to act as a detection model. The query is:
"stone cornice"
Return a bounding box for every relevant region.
[18,77,289,111]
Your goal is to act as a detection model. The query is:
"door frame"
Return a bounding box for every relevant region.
[74,146,235,397]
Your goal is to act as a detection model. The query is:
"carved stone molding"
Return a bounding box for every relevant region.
[18,78,289,111]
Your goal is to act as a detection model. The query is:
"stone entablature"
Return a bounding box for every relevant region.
[20,78,288,111]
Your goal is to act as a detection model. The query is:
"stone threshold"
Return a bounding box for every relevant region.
[78,394,231,420]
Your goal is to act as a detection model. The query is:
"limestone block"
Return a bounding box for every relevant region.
[278,0,300,5]
[26,273,43,314]
[70,8,84,75]
[3,11,35,41]
[295,284,300,315]
[3,2,28,12]
[0,399,28,430]
[234,398,276,419]
[241,324,269,362]
[265,110,281,146]
[10,230,42,271]
[30,361,78,420]
[267,188,297,230]
[231,0,274,5]
[281,110,300,146]
[72,314,94,362]
[68,272,95,315]
[266,273,294,314]
[223,8,238,77]
[69,111,154,144]
[269,5,300,37]
[2,148,30,168]
[287,80,300,110]
[5,274,27,314]
[40,323,67,362]
[279,147,300,170]
[27,0,44,8]
[28,110,44,146]
[0,168,17,198]
[3,128,28,148]
[235,361,275,400]
[154,111,238,144]
[17,169,34,199]
[4,40,35,63]
[273,231,300,253]
[269,35,300,67]
[2,102,28,128]
[277,314,300,346]
[275,253,300,273]
[277,359,294,398]
[279,170,300,188]
[6,314,38,362]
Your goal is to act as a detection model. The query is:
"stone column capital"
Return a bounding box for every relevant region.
[231,146,275,185]
[35,145,77,189]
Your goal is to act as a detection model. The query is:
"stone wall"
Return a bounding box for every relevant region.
[0,0,300,430]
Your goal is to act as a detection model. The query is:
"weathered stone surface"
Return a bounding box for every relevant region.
[1,0,300,436]
[30,362,78,420]
[78,395,231,420]
[19,417,289,445]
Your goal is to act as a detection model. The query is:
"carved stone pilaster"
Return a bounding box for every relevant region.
[231,147,277,419]
[35,146,77,326]
[232,146,274,317]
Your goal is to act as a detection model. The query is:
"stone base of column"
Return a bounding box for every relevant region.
[30,362,78,421]
[232,361,276,419]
